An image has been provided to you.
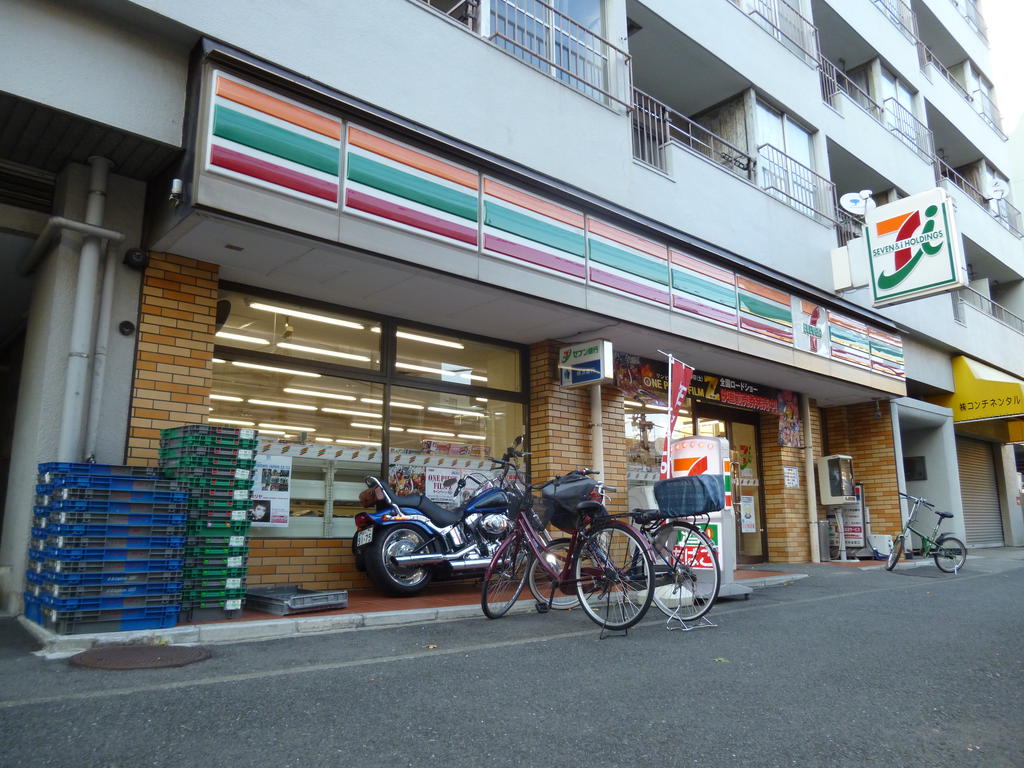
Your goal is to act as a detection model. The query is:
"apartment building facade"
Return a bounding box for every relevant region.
[1,0,1022,614]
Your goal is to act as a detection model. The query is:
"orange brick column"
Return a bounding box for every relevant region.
[125,253,219,465]
[528,341,627,514]
[759,402,826,563]
[823,402,901,537]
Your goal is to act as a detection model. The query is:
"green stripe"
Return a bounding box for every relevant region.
[830,326,870,351]
[870,341,903,361]
[739,293,792,326]
[671,269,737,308]
[484,202,584,257]
[347,153,478,221]
[588,239,668,285]
[213,105,339,175]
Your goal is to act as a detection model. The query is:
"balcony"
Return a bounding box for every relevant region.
[936,157,1023,239]
[415,0,633,108]
[868,0,917,42]
[916,41,1006,141]
[883,98,933,161]
[951,0,988,41]
[729,0,820,66]
[818,55,883,122]
[757,144,837,225]
[971,89,1007,140]
[956,287,1024,336]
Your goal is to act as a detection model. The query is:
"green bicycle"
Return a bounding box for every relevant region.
[886,492,967,573]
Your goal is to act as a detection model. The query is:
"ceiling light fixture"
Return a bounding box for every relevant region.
[276,342,371,362]
[210,394,244,402]
[212,358,227,364]
[247,398,317,411]
[395,361,488,382]
[209,418,255,426]
[215,331,270,345]
[396,330,464,349]
[257,429,287,436]
[457,433,487,440]
[249,302,365,330]
[283,387,356,401]
[231,361,321,377]
[360,398,423,410]
[335,438,382,446]
[406,428,456,437]
[259,422,316,432]
[350,422,383,430]
[321,408,382,419]
[428,406,485,417]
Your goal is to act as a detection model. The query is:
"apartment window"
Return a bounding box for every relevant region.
[213,287,526,539]
[755,101,817,217]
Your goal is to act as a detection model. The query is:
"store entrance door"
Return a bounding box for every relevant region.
[695,406,767,564]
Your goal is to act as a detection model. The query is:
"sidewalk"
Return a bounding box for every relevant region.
[11,567,806,656]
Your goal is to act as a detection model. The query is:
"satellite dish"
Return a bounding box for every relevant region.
[839,190,874,215]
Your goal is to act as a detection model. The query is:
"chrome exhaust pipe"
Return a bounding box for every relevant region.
[447,557,496,572]
[392,544,477,568]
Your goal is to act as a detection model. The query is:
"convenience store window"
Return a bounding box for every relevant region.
[212,286,526,539]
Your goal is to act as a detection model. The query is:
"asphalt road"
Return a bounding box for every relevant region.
[1,554,1022,768]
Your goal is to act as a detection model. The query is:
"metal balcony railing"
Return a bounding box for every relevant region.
[935,157,1024,239]
[632,88,755,182]
[835,208,863,248]
[757,143,837,225]
[743,0,820,65]
[868,0,917,42]
[883,98,933,161]
[963,0,988,40]
[818,55,883,121]
[971,89,1007,140]
[414,0,481,29]
[917,42,972,102]
[488,0,632,108]
[958,286,1024,335]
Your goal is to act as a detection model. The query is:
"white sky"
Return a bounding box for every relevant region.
[983,0,1024,133]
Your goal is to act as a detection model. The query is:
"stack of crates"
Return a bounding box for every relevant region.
[24,463,188,634]
[159,425,257,621]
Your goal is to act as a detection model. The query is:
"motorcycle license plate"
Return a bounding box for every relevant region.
[355,527,373,548]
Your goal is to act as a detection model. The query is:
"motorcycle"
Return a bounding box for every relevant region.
[352,437,528,596]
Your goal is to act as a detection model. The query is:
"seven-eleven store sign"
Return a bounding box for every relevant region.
[669,436,732,571]
[864,188,968,308]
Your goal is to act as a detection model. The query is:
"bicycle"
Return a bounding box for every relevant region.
[481,469,655,631]
[886,492,967,573]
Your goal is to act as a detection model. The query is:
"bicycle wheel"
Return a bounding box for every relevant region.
[650,523,720,621]
[885,535,904,571]
[527,537,578,609]
[481,530,529,619]
[574,522,654,631]
[933,535,966,573]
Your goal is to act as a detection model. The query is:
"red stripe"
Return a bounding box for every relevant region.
[739,316,793,343]
[673,295,738,326]
[210,145,337,202]
[589,268,670,305]
[484,234,585,278]
[345,189,477,245]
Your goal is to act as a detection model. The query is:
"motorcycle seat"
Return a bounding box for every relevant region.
[395,494,463,527]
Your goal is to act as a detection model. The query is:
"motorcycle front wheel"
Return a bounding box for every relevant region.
[365,525,435,596]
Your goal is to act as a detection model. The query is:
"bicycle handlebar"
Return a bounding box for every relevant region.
[899,491,936,508]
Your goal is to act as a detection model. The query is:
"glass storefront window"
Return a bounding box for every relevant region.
[624,398,694,507]
[216,289,380,371]
[394,326,520,391]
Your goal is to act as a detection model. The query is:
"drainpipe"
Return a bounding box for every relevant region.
[83,248,118,461]
[802,393,821,563]
[590,384,604,477]
[56,156,114,462]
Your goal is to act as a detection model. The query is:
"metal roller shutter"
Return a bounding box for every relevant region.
[956,438,1004,546]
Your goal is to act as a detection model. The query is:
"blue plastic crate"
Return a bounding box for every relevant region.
[35,591,180,611]
[40,545,185,562]
[37,522,185,538]
[32,568,182,587]
[36,487,189,505]
[44,509,188,526]
[26,570,182,598]
[38,605,181,634]
[40,558,184,574]
[40,475,184,492]
[32,529,185,549]
[41,499,189,515]
[23,592,44,625]
[37,463,161,483]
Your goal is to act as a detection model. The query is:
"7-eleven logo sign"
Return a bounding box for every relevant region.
[864,188,966,307]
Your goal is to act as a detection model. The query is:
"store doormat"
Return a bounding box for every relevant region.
[69,645,211,670]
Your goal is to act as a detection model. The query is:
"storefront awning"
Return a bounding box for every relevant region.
[929,356,1024,423]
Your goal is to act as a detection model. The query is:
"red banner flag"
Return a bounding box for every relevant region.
[660,358,694,479]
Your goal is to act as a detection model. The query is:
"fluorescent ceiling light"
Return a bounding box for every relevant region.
[257,429,287,435]
[231,361,320,377]
[360,398,423,410]
[249,302,364,329]
[314,437,334,443]
[406,428,456,437]
[321,408,382,419]
[457,433,487,440]
[216,331,269,345]
[335,438,381,447]
[395,361,488,382]
[475,398,488,402]
[247,398,317,411]
[276,342,371,362]
[210,394,243,402]
[396,331,464,349]
[388,426,404,432]
[259,422,316,432]
[209,418,255,426]
[428,406,484,417]
[350,422,382,430]
[212,358,226,364]
[284,388,356,401]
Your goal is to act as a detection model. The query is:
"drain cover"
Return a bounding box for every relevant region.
[69,645,211,670]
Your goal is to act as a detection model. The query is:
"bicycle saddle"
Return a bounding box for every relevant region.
[935,509,953,519]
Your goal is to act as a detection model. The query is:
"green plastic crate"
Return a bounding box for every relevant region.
[186,520,251,536]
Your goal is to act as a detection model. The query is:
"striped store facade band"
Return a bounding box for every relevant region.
[737,277,794,345]
[587,219,670,305]
[828,312,873,369]
[205,72,342,207]
[670,249,739,328]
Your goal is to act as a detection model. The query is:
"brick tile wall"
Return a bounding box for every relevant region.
[246,538,371,591]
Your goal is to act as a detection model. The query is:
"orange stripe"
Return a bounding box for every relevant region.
[828,312,868,332]
[348,126,478,189]
[216,77,341,141]
[875,213,911,236]
[669,249,734,284]
[587,218,668,260]
[483,179,583,229]
[736,277,790,306]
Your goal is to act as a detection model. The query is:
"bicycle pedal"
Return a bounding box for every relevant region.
[534,602,549,614]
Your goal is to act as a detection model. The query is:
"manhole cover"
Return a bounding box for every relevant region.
[69,645,211,670]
